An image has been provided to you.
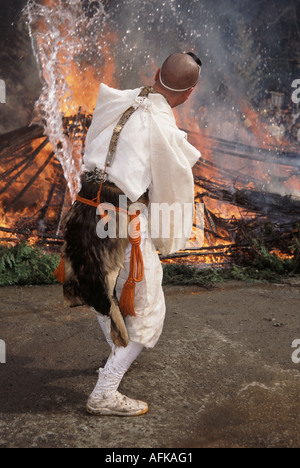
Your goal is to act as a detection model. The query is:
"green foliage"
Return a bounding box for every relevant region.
[238,230,300,276]
[0,243,60,286]
[163,241,300,288]
[163,263,225,288]
[1,233,299,289]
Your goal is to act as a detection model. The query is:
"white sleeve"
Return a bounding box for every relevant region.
[149,118,200,256]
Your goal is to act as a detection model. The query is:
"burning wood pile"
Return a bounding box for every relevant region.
[186,132,300,266]
[0,124,67,247]
[0,111,93,247]
[0,111,299,268]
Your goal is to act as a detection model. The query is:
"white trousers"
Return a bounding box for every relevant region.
[95,314,143,396]
[97,210,165,348]
[92,216,166,394]
[115,223,166,349]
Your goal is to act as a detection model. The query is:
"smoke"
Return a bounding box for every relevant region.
[0,16,42,134]
[23,1,261,123]
[2,0,299,198]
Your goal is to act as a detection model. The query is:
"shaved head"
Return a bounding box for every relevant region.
[160,53,200,92]
[153,52,202,107]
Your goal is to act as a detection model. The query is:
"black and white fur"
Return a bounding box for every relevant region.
[61,173,148,347]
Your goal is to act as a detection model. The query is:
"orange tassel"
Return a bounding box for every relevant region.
[119,213,144,318]
[119,278,136,318]
[54,257,65,284]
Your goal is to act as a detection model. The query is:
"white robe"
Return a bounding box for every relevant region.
[83,84,200,347]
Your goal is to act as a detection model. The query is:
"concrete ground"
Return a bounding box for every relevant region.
[0,281,300,448]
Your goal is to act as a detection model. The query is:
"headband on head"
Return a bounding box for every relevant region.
[159,56,202,93]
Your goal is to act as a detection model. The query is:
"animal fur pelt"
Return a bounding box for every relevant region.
[61,173,148,347]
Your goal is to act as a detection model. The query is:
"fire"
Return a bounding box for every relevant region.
[0,132,69,246]
[169,88,300,265]
[1,0,298,268]
[1,1,122,246]
[238,102,276,148]
[61,31,119,116]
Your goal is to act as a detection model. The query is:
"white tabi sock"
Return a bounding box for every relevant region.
[92,341,144,399]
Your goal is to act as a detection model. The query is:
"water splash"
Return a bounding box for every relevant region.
[25,0,111,200]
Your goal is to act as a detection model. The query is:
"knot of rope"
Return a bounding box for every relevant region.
[126,212,144,286]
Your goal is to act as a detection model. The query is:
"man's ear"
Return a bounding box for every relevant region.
[155,69,160,82]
